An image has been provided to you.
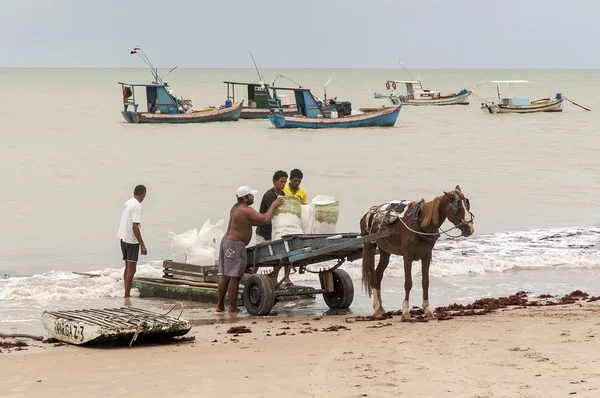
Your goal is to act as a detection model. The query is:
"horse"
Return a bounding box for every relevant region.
[360,185,475,320]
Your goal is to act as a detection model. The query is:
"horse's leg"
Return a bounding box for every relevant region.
[373,250,391,319]
[402,256,413,321]
[421,252,433,319]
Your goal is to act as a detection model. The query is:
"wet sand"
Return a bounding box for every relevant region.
[2,301,599,398]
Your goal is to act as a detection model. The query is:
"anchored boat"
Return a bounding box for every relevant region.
[375,80,471,106]
[42,307,191,345]
[477,80,564,114]
[266,86,401,129]
[224,81,296,119]
[120,47,243,123]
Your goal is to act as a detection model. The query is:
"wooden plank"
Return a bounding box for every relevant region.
[135,277,242,290]
[287,231,392,263]
[163,261,217,274]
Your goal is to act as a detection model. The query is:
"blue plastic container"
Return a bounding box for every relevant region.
[555,92,562,100]
[225,99,232,108]
[168,107,177,114]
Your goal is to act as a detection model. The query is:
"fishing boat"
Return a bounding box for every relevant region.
[266,86,401,129]
[224,81,296,119]
[375,80,471,106]
[120,47,243,124]
[42,307,191,345]
[477,80,564,114]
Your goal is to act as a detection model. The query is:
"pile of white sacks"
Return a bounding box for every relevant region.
[168,219,224,265]
[272,195,339,240]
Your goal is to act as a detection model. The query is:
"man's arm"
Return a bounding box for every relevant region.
[132,223,147,255]
[246,197,284,226]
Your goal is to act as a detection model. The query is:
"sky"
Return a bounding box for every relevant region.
[0,0,598,69]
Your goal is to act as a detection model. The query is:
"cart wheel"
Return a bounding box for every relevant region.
[243,274,275,316]
[323,269,354,309]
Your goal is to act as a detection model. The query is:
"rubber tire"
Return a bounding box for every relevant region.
[323,269,354,309]
[243,274,276,316]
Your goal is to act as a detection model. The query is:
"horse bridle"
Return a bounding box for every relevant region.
[450,194,475,236]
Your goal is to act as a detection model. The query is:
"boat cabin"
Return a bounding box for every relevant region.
[119,82,190,114]
[225,81,294,109]
[386,80,442,100]
[477,80,531,106]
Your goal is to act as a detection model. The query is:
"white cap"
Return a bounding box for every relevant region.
[236,186,257,198]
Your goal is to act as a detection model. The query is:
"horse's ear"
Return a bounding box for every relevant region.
[444,191,454,200]
[455,185,462,192]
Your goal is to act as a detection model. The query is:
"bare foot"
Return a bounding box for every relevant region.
[216,306,225,313]
[227,307,240,314]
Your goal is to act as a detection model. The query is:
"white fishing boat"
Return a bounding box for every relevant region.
[375,80,471,106]
[477,80,564,114]
[42,307,191,345]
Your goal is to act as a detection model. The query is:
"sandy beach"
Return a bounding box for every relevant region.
[2,301,599,398]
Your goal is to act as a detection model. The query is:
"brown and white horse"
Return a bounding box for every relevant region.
[360,185,475,320]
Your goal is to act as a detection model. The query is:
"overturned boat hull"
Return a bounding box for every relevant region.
[268,105,401,129]
[42,307,191,345]
[122,101,244,123]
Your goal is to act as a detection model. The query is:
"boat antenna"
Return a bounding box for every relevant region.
[394,57,423,90]
[272,74,302,88]
[130,47,162,84]
[160,66,178,80]
[248,50,265,89]
[324,78,332,102]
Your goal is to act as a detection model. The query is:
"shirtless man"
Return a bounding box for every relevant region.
[216,186,284,313]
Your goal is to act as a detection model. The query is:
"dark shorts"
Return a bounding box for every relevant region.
[218,238,247,278]
[121,240,140,263]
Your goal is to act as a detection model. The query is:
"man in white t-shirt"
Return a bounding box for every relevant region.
[117,185,147,298]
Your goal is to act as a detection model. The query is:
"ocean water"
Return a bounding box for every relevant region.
[1,68,599,335]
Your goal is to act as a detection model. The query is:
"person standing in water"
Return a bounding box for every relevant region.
[117,185,147,298]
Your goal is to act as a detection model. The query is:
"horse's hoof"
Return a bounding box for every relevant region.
[373,311,386,320]
[424,312,434,320]
[401,313,411,322]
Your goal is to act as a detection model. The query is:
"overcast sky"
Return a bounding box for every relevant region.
[1,0,598,69]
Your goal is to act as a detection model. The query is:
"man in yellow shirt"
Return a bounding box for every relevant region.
[280,169,307,286]
[283,169,307,205]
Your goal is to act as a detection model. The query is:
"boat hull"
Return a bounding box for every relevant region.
[268,105,401,129]
[122,101,244,123]
[42,307,191,345]
[375,91,471,106]
[240,106,296,119]
[480,98,564,114]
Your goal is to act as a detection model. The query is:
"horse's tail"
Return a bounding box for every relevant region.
[361,254,376,298]
[360,214,376,297]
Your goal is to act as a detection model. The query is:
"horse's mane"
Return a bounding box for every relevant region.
[413,189,460,229]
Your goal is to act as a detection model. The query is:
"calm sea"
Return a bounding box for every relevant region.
[1,68,599,335]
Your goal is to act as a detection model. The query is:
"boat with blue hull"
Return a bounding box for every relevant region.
[266,86,401,129]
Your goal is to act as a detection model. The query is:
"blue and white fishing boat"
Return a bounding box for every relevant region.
[477,80,564,114]
[119,48,243,124]
[375,80,471,106]
[266,86,401,129]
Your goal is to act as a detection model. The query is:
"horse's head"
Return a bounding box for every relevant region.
[444,185,475,237]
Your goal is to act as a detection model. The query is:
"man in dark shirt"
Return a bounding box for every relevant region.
[256,170,292,286]
[256,170,288,243]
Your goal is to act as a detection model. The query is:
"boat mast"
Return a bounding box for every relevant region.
[130,47,162,84]
[395,58,424,90]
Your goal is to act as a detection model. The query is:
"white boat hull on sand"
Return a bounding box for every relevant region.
[42,307,191,345]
